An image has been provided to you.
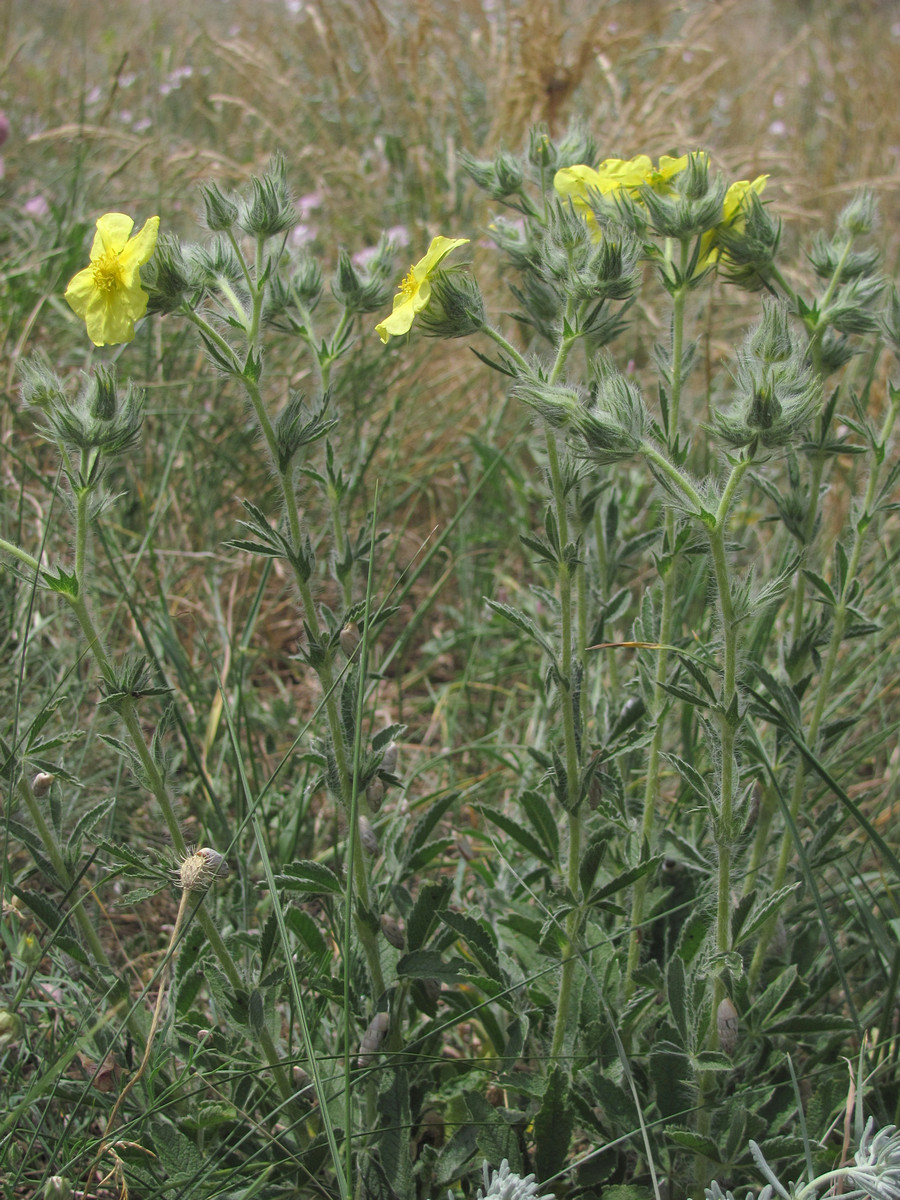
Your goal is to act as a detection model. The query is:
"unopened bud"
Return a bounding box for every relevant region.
[44,1177,73,1200]
[357,1011,389,1066]
[358,816,378,856]
[199,181,239,232]
[340,623,361,656]
[380,914,406,949]
[380,741,399,776]
[717,996,739,1055]
[32,772,54,797]
[365,776,385,813]
[15,933,41,966]
[0,1008,22,1050]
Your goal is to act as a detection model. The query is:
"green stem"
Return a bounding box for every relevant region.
[624,278,689,998]
[545,425,585,1063]
[750,393,900,983]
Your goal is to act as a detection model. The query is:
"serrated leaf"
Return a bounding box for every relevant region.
[734,883,800,945]
[442,911,502,983]
[485,599,557,659]
[396,949,467,983]
[533,1064,574,1182]
[273,859,343,894]
[67,796,116,856]
[407,879,452,952]
[478,805,549,863]
[665,1127,722,1160]
[520,789,559,862]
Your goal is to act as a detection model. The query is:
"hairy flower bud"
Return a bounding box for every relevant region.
[199,180,239,232]
[15,933,41,966]
[0,1008,22,1050]
[143,233,191,315]
[838,189,878,238]
[415,270,485,339]
[237,157,295,238]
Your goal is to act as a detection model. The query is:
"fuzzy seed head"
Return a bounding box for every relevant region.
[358,1011,389,1066]
[358,816,379,856]
[178,846,228,892]
[380,914,406,949]
[340,623,361,656]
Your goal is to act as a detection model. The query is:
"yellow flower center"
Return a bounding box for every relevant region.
[399,267,419,300]
[92,251,123,294]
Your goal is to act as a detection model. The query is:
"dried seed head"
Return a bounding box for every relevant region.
[32,772,54,797]
[380,914,406,950]
[717,996,739,1054]
[339,623,361,656]
[365,776,385,813]
[178,846,228,892]
[358,816,378,856]
[357,1011,389,1066]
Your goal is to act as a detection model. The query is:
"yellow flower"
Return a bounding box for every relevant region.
[554,154,695,239]
[375,235,470,343]
[697,175,768,269]
[65,212,160,346]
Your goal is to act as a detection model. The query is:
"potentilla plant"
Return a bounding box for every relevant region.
[373,127,899,1183]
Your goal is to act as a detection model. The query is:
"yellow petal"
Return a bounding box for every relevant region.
[414,235,469,282]
[118,215,160,273]
[90,213,135,260]
[83,284,148,346]
[64,267,96,318]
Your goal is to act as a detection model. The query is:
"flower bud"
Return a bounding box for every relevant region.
[358,816,378,856]
[717,996,739,1054]
[838,189,878,238]
[199,180,239,232]
[31,771,54,797]
[357,1011,389,1066]
[528,126,556,170]
[380,741,399,777]
[340,623,361,656]
[237,157,295,238]
[365,776,385,813]
[15,933,41,966]
[87,364,118,421]
[415,270,485,339]
[493,149,524,198]
[380,914,406,949]
[0,1008,22,1050]
[43,1178,73,1200]
[142,233,191,315]
[748,298,794,364]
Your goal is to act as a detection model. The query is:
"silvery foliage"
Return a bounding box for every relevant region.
[703,1121,900,1200]
[438,1161,555,1200]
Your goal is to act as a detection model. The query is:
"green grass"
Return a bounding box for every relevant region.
[1,2,900,1199]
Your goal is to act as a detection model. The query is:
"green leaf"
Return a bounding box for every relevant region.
[396,949,468,983]
[520,789,559,863]
[485,598,557,659]
[533,1065,574,1183]
[477,805,550,863]
[464,1090,521,1173]
[665,1126,722,1161]
[734,883,800,945]
[273,859,343,894]
[66,796,116,856]
[667,955,688,1047]
[441,911,502,983]
[406,879,452,952]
